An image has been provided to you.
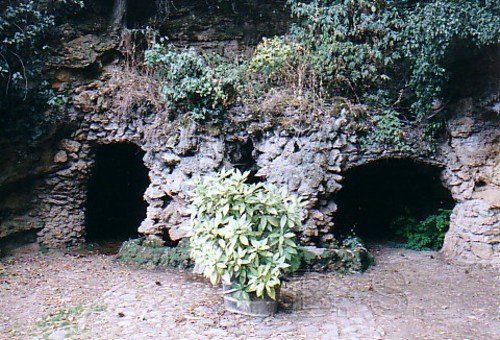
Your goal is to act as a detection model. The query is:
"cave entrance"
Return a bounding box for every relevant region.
[333,159,455,247]
[126,0,158,28]
[228,139,260,183]
[85,143,149,246]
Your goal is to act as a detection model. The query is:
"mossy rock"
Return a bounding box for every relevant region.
[117,238,193,269]
[117,237,372,273]
[298,238,374,274]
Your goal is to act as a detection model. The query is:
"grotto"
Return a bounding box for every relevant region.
[84,143,149,242]
[0,0,498,268]
[1,1,500,337]
[333,159,455,245]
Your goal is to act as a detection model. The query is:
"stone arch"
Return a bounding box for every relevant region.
[332,158,455,246]
[35,108,151,248]
[84,142,150,243]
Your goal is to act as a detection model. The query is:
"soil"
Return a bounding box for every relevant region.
[0,244,498,339]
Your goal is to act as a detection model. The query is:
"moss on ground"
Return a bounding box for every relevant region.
[299,238,374,274]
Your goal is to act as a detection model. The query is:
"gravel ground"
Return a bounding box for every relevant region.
[0,244,498,339]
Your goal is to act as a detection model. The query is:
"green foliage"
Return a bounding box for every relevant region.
[189,169,302,300]
[362,110,410,151]
[359,90,412,151]
[248,36,303,85]
[118,238,193,269]
[335,236,375,272]
[286,0,499,120]
[402,0,500,115]
[288,0,401,96]
[246,0,498,146]
[144,42,242,121]
[0,1,54,93]
[401,0,500,116]
[144,0,497,147]
[391,209,452,250]
[0,0,84,113]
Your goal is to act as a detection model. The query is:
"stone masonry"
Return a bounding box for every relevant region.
[25,69,499,266]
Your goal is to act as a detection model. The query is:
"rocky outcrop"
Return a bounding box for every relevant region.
[4,66,497,266]
[253,120,347,244]
[0,6,498,265]
[440,99,500,264]
[160,0,289,50]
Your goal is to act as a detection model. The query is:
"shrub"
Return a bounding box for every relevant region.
[248,36,304,85]
[117,238,193,269]
[189,169,302,300]
[253,0,498,150]
[144,42,242,121]
[358,90,412,151]
[391,209,452,250]
[288,0,401,97]
[143,0,498,150]
[401,0,500,117]
[0,0,84,115]
[287,0,499,120]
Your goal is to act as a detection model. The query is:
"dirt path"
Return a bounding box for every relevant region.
[1,245,498,339]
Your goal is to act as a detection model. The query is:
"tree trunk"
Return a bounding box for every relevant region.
[110,0,127,27]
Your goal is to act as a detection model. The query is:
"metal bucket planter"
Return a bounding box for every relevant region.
[222,284,280,317]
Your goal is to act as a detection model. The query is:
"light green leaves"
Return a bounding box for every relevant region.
[144,44,242,121]
[189,169,302,300]
[239,235,249,246]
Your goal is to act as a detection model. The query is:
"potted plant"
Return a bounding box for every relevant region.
[189,169,302,316]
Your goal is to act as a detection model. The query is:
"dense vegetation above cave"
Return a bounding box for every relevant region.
[143,0,498,150]
[0,0,499,151]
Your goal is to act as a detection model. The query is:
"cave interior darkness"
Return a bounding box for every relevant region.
[333,159,455,244]
[85,143,150,243]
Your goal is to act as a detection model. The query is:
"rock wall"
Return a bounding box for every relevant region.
[441,99,500,264]
[25,68,498,266]
[36,73,150,245]
[0,3,498,265]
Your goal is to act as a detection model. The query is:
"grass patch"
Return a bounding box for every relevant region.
[37,303,107,337]
[37,305,84,331]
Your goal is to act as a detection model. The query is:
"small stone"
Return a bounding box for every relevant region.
[302,246,326,257]
[145,186,166,199]
[54,151,68,163]
[470,242,493,259]
[303,325,320,334]
[104,122,119,131]
[276,324,295,332]
[61,139,81,153]
[48,329,68,340]
[162,153,181,166]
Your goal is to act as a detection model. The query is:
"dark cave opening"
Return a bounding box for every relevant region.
[93,0,115,19]
[85,143,150,243]
[445,44,499,101]
[125,0,158,28]
[333,159,455,245]
[228,139,261,184]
